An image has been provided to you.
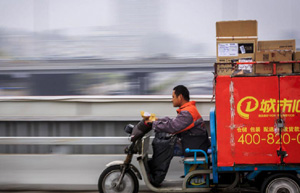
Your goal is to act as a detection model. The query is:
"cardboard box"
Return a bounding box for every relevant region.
[216,20,257,63]
[215,63,234,76]
[255,63,273,74]
[217,58,230,63]
[256,51,293,74]
[255,62,292,74]
[294,63,300,73]
[276,63,292,74]
[216,20,257,37]
[217,39,257,62]
[215,60,255,76]
[258,40,295,51]
[256,51,293,62]
[293,51,300,73]
[294,51,300,60]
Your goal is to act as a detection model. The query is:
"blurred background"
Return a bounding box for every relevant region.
[0,1,300,191]
[0,0,299,96]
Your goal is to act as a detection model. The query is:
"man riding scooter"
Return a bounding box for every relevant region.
[145,85,211,186]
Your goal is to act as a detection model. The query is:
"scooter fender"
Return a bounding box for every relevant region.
[106,160,124,167]
[106,160,142,180]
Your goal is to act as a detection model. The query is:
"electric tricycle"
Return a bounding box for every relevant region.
[98,109,300,193]
[98,73,300,193]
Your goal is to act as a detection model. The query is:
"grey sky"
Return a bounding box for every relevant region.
[0,0,114,31]
[0,1,299,34]
[0,0,299,58]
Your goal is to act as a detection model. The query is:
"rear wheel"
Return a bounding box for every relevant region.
[98,165,139,193]
[261,173,300,193]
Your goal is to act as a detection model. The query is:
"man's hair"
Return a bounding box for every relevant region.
[173,85,190,101]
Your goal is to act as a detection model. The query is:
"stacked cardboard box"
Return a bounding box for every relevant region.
[215,20,299,75]
[216,20,257,75]
[256,40,295,74]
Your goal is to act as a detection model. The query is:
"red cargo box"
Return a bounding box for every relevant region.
[216,75,300,166]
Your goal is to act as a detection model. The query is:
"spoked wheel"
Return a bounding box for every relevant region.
[262,173,300,193]
[98,165,139,193]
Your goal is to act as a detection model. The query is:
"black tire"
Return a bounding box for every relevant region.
[261,173,300,193]
[98,165,139,193]
[253,174,264,190]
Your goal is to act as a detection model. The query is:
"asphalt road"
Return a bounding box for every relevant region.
[0,192,153,193]
[0,191,258,193]
[0,189,259,193]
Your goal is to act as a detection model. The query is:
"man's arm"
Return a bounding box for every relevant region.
[152,111,193,134]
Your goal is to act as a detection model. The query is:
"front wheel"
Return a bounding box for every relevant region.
[261,173,300,193]
[98,165,139,193]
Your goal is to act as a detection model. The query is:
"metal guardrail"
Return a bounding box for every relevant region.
[0,95,214,121]
[0,136,144,145]
[0,95,214,102]
[0,137,131,145]
[0,136,210,145]
[0,95,214,154]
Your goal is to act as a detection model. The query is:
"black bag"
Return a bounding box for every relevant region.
[148,132,177,186]
[180,130,211,157]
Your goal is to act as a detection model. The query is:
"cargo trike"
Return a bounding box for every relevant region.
[98,71,300,193]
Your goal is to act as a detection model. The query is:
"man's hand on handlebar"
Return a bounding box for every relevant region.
[144,117,157,127]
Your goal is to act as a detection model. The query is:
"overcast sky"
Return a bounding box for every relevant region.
[0,0,299,57]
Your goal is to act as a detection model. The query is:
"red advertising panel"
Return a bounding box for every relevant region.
[279,76,300,163]
[216,76,300,166]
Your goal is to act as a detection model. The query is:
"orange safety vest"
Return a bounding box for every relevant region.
[175,101,202,134]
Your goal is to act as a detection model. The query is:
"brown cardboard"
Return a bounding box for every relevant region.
[216,20,257,37]
[217,58,233,63]
[216,20,258,63]
[215,63,234,76]
[255,63,273,74]
[217,39,257,62]
[294,63,300,73]
[256,51,293,62]
[294,51,300,60]
[258,40,295,51]
[293,51,300,73]
[215,62,255,76]
[256,51,292,74]
[255,63,292,74]
[276,64,292,74]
